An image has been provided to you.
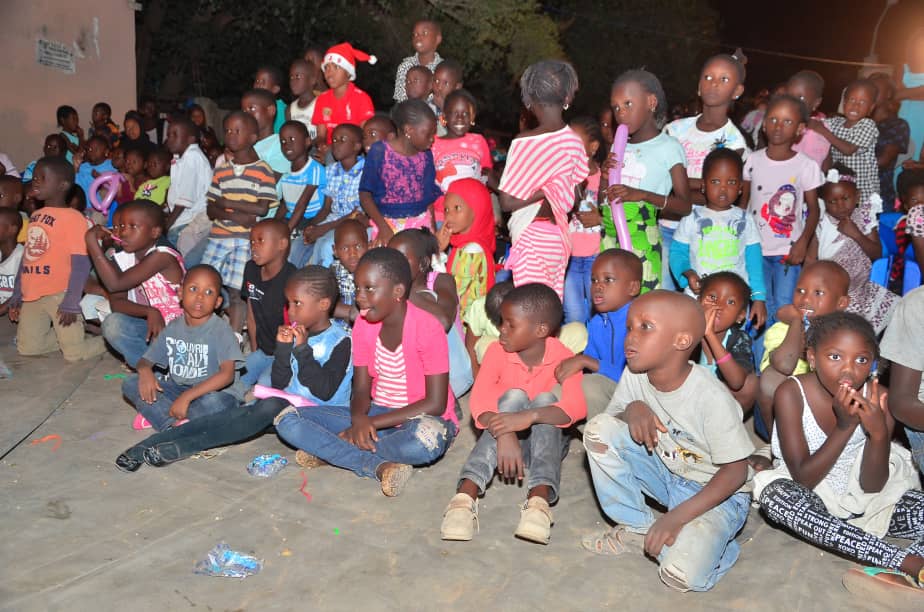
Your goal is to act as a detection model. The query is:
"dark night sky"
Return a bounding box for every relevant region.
[714,0,924,111]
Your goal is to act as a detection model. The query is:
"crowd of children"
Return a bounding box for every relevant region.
[3,18,924,605]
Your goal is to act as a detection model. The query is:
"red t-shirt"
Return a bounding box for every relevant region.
[311,83,375,144]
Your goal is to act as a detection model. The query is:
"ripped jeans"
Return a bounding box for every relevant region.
[583,413,750,592]
[274,403,457,480]
[458,389,569,503]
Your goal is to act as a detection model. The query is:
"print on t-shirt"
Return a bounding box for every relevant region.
[692,214,748,271]
[760,184,797,239]
[167,337,209,379]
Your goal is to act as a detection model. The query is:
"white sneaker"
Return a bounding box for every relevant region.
[514,497,553,544]
[440,493,478,541]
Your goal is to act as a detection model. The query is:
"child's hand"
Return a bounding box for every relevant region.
[808,118,827,135]
[606,184,645,204]
[776,304,801,325]
[703,306,720,343]
[338,414,379,451]
[169,393,191,420]
[302,226,324,245]
[86,225,109,244]
[853,379,892,442]
[8,305,20,322]
[138,370,162,404]
[645,511,687,557]
[625,400,666,452]
[683,271,702,295]
[57,309,77,327]
[576,205,603,228]
[373,226,394,248]
[291,324,308,346]
[601,152,622,176]
[437,224,452,252]
[555,355,586,383]
[749,300,768,329]
[787,240,808,266]
[91,169,100,179]
[276,324,295,344]
[146,311,166,342]
[836,217,862,241]
[487,412,534,437]
[496,433,525,483]
[832,383,861,430]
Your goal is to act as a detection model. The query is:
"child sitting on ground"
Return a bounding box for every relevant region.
[696,271,758,411]
[671,148,767,327]
[389,228,473,399]
[555,249,642,421]
[331,218,369,325]
[440,283,587,545]
[241,219,295,386]
[116,265,351,471]
[275,248,456,497]
[119,264,245,435]
[582,290,754,592]
[360,99,441,245]
[201,112,277,333]
[362,114,396,154]
[163,117,211,254]
[393,19,443,103]
[287,59,319,143]
[301,123,365,268]
[275,120,326,267]
[756,312,922,606]
[135,147,171,206]
[252,65,288,134]
[243,88,290,175]
[808,165,896,333]
[757,260,851,433]
[0,209,24,317]
[312,43,377,149]
[86,200,185,368]
[7,157,105,360]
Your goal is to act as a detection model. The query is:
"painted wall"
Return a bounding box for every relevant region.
[0,1,136,172]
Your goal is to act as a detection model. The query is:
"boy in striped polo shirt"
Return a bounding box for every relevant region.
[201,112,277,333]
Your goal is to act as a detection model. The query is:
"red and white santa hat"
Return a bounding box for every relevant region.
[323,42,377,82]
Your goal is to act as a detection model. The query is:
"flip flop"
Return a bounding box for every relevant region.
[842,567,923,608]
[132,414,152,430]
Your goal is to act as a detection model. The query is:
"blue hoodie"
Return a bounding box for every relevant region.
[584,301,631,382]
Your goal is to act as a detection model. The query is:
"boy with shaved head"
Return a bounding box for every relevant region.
[581,290,754,593]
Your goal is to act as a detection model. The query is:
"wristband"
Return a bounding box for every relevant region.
[715,352,733,366]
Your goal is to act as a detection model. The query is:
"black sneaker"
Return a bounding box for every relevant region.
[115,452,143,473]
[143,442,182,467]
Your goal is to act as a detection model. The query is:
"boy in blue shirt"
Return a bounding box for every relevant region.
[555,249,642,421]
[74,135,117,202]
[275,121,325,267]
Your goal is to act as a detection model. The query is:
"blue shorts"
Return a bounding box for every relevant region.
[201,236,250,290]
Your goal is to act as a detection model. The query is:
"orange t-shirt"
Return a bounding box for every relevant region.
[21,207,90,301]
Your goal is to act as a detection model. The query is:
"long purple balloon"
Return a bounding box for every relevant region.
[89,171,123,214]
[607,124,632,250]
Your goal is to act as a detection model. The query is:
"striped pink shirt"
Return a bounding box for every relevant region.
[373,336,410,408]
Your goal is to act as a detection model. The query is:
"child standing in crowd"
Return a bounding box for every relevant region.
[555,249,642,421]
[136,148,171,206]
[563,116,606,325]
[664,51,749,290]
[787,70,830,168]
[498,60,588,300]
[809,165,896,333]
[601,69,691,292]
[189,104,218,152]
[86,200,185,368]
[118,265,245,436]
[275,248,456,497]
[252,65,288,134]
[164,117,212,254]
[431,60,464,136]
[0,209,23,317]
[241,219,295,386]
[287,59,319,143]
[275,120,325,267]
[742,94,824,324]
[312,43,377,147]
[8,157,105,360]
[404,66,434,105]
[57,105,83,162]
[870,72,909,210]
[302,123,365,268]
[331,218,369,325]
[116,265,350,471]
[440,283,586,544]
[671,148,767,326]
[359,100,441,245]
[201,112,277,332]
[812,79,881,204]
[243,88,290,175]
[394,20,443,103]
[582,291,754,592]
[430,89,494,193]
[756,312,922,605]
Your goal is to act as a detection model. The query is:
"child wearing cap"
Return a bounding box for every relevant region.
[311,42,377,151]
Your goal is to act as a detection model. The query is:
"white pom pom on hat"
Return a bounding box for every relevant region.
[323,42,377,81]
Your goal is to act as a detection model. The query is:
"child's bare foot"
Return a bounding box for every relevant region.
[377,462,412,497]
[581,525,646,556]
[842,567,923,607]
[295,450,327,469]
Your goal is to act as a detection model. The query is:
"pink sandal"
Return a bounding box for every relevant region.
[132,414,153,431]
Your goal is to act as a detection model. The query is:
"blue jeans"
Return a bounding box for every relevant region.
[241,349,274,387]
[122,373,240,431]
[563,255,595,325]
[275,403,457,479]
[288,238,314,268]
[181,233,208,269]
[583,414,750,592]
[307,229,336,268]
[763,256,801,325]
[659,225,677,291]
[459,389,568,503]
[448,327,474,398]
[102,312,150,368]
[907,427,924,474]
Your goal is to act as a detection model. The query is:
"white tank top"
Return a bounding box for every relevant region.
[289,99,318,141]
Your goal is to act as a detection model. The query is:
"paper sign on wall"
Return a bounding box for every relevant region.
[36,38,75,74]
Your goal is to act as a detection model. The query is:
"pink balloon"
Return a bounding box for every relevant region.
[89,172,122,214]
[607,124,632,250]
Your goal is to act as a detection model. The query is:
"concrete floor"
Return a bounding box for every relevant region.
[0,319,886,611]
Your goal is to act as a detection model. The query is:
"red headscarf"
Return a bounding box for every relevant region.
[445,178,496,288]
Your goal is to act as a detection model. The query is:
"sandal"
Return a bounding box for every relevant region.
[132,414,152,431]
[581,526,646,557]
[842,567,923,607]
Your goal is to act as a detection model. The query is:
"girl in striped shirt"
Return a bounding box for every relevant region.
[498,60,589,300]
